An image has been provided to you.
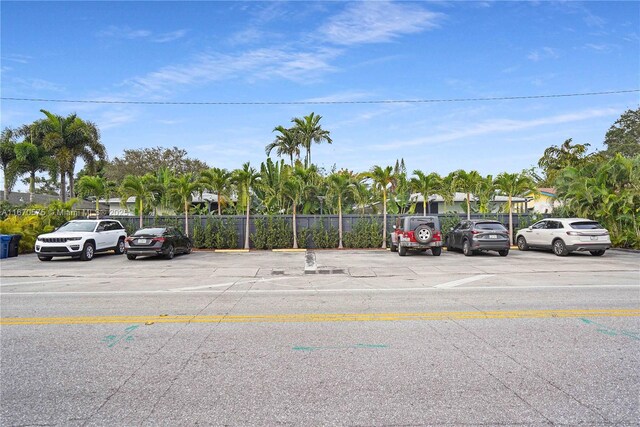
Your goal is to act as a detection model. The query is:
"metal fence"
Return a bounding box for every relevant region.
[109,213,544,249]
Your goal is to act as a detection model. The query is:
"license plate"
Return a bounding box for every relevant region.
[137,239,148,244]
[489,235,497,239]
[590,236,598,241]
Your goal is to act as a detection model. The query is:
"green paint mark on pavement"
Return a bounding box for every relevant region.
[293,343,389,352]
[102,324,139,348]
[580,318,640,341]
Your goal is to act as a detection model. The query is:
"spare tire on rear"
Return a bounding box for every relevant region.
[414,225,433,244]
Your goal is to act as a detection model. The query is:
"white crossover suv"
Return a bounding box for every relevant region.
[516,218,611,256]
[35,219,127,261]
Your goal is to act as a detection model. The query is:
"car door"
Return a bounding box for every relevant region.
[94,221,111,250]
[545,220,564,248]
[526,220,547,246]
[447,222,461,248]
[455,221,469,247]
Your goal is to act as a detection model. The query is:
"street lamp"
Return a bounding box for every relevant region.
[317,196,325,215]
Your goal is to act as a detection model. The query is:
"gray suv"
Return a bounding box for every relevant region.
[445,220,510,257]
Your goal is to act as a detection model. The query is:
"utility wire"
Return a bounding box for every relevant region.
[1,89,638,106]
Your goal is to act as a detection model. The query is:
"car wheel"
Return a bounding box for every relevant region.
[165,245,175,260]
[498,249,509,257]
[390,243,398,252]
[186,242,193,254]
[432,247,442,256]
[552,239,569,256]
[127,254,137,260]
[590,250,606,256]
[38,256,52,261]
[414,225,433,244]
[517,236,529,251]
[114,238,125,255]
[80,241,95,261]
[398,245,407,257]
[463,240,473,257]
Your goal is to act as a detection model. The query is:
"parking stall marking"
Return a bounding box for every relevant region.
[1,308,639,326]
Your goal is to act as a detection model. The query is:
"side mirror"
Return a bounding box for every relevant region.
[528,226,532,230]
[449,227,453,231]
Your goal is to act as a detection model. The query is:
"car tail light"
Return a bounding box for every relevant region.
[152,237,165,243]
[125,237,134,243]
[471,230,480,235]
[566,231,582,236]
[433,232,441,241]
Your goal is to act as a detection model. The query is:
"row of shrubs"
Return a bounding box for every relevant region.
[189,217,385,249]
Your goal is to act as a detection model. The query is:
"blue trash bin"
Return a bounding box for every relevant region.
[0,234,11,259]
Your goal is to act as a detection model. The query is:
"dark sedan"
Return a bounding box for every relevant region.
[124,227,193,260]
[445,220,510,257]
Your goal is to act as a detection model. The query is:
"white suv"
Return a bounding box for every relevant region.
[35,219,127,261]
[516,218,611,256]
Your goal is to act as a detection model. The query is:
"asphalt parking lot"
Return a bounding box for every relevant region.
[1,248,639,426]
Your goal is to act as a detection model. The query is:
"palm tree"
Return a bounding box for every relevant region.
[281,169,305,248]
[120,175,157,228]
[256,159,289,214]
[266,126,301,166]
[168,173,201,236]
[494,172,539,245]
[37,110,106,202]
[232,162,260,249]
[451,169,482,220]
[363,165,395,248]
[291,113,332,168]
[0,128,19,201]
[200,167,233,215]
[67,120,105,198]
[326,171,353,248]
[14,127,54,203]
[474,174,496,214]
[410,171,442,214]
[76,175,110,219]
[350,179,371,215]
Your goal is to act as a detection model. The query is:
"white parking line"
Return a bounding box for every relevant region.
[434,274,495,288]
[0,277,85,287]
[1,284,638,296]
[168,276,298,291]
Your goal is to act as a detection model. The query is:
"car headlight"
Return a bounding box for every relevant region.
[67,237,82,241]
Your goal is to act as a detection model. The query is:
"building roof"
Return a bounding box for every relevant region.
[410,192,528,203]
[537,187,557,197]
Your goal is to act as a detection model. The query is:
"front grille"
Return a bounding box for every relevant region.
[40,246,70,253]
[41,237,69,243]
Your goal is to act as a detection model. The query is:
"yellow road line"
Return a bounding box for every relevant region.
[1,309,638,326]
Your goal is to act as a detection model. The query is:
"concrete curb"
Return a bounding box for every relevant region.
[272,249,306,252]
[214,249,249,253]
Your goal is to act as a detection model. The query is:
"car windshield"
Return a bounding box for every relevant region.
[133,228,165,236]
[56,222,97,232]
[570,221,604,230]
[475,222,506,230]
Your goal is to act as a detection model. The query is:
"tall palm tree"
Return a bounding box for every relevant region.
[451,169,482,220]
[326,171,354,248]
[67,120,105,198]
[120,175,157,228]
[494,172,539,245]
[168,173,201,236]
[232,162,260,249]
[76,175,110,219]
[410,171,442,214]
[363,165,395,248]
[266,126,301,166]
[291,113,332,168]
[200,167,233,215]
[37,110,106,202]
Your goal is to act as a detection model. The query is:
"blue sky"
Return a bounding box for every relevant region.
[2,1,639,187]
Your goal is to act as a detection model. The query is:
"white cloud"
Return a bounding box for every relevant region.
[98,26,187,43]
[124,47,341,95]
[527,47,560,62]
[11,77,65,92]
[370,108,619,151]
[318,1,443,45]
[1,54,32,64]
